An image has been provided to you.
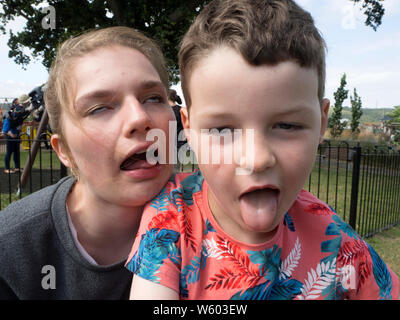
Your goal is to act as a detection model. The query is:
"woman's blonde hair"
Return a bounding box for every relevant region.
[45,26,169,141]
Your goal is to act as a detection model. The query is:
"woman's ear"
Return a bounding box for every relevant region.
[51,134,72,168]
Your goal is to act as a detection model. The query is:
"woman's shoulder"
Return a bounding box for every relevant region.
[0,176,74,236]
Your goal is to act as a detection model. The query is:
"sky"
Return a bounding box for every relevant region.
[0,0,399,109]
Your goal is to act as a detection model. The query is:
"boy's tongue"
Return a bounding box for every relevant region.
[239,188,279,231]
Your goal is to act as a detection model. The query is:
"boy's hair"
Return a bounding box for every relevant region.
[179,0,327,108]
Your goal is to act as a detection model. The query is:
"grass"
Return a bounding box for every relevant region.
[305,157,400,237]
[0,148,61,170]
[367,224,400,277]
[1,149,61,210]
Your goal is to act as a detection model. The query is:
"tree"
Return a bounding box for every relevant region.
[0,0,211,83]
[0,0,385,82]
[387,106,400,123]
[350,0,385,31]
[350,88,363,137]
[328,73,349,138]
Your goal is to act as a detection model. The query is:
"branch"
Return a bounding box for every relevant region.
[169,0,205,23]
[105,0,126,25]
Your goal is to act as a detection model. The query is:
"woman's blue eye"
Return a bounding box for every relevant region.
[88,106,108,115]
[144,95,164,104]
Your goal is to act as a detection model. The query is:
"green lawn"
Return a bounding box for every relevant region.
[1,149,61,209]
[305,158,400,237]
[367,224,400,277]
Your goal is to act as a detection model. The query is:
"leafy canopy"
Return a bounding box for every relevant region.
[0,0,385,83]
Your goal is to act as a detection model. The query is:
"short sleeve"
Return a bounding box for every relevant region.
[125,181,183,294]
[337,237,399,300]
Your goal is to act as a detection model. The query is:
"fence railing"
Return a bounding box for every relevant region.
[305,140,400,238]
[1,138,400,238]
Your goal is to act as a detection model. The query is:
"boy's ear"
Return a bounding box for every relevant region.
[319,98,330,143]
[50,134,72,168]
[180,107,191,143]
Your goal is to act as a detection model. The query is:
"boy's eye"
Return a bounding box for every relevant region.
[275,123,302,130]
[208,127,234,135]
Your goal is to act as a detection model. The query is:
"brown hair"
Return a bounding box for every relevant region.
[179,0,327,108]
[45,26,169,140]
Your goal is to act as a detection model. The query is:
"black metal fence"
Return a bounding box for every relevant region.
[1,138,400,238]
[305,140,400,238]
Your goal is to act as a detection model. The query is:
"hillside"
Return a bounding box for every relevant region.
[328,107,396,124]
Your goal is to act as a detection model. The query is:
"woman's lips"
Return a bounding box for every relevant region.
[122,161,162,180]
[120,149,162,180]
[120,149,159,170]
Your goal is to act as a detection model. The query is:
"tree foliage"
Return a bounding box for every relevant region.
[350,0,385,31]
[0,0,211,83]
[387,106,400,123]
[350,88,363,136]
[328,73,349,138]
[0,0,386,83]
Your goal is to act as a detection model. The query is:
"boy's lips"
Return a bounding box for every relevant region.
[240,184,280,197]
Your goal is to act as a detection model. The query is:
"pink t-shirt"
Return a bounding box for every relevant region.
[126,171,399,300]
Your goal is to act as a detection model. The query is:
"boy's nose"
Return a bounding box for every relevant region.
[239,134,276,174]
[122,97,153,137]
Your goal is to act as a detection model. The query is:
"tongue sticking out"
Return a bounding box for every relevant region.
[120,150,158,171]
[239,188,279,231]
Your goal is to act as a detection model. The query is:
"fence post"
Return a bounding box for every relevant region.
[349,145,362,230]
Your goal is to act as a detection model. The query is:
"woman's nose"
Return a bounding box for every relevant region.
[122,97,153,136]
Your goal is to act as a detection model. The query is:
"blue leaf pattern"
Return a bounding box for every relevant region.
[367,243,393,300]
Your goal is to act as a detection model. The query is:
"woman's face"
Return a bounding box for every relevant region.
[53,45,174,207]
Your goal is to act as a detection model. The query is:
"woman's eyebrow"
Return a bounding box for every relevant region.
[140,80,165,90]
[75,90,116,109]
[75,80,165,109]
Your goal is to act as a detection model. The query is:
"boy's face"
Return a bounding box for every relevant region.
[181,46,329,244]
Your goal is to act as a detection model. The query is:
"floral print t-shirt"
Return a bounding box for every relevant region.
[126,171,399,300]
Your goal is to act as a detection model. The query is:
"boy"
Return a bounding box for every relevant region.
[126,0,399,299]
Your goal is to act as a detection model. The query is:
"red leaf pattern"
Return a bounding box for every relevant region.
[206,235,263,290]
[305,203,331,215]
[337,239,372,293]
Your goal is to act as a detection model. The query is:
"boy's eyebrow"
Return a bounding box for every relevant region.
[273,104,316,116]
[197,104,316,119]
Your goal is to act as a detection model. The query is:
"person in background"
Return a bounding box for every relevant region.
[2,95,30,173]
[168,89,187,170]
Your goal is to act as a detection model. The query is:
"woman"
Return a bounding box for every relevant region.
[0,27,174,299]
